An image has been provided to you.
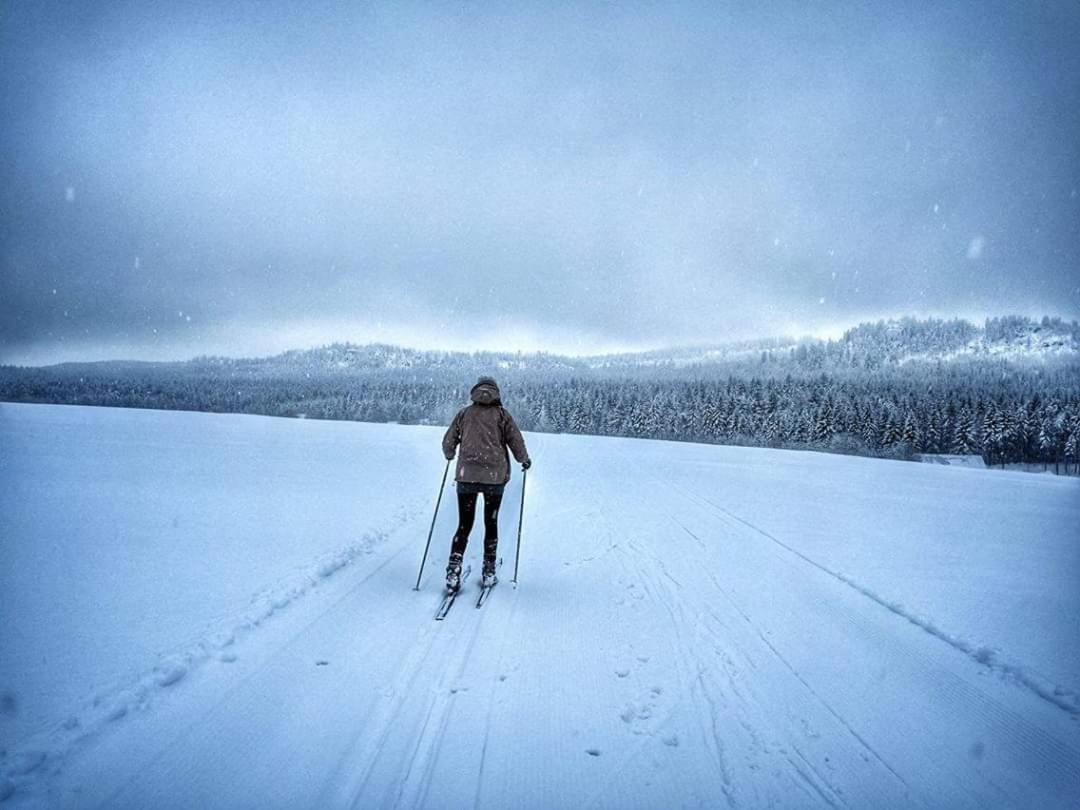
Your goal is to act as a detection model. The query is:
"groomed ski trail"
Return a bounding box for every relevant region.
[7,420,1079,810]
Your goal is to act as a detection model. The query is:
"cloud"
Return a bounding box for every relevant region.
[1,2,1078,363]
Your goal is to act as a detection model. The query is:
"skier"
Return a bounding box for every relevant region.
[442,376,531,593]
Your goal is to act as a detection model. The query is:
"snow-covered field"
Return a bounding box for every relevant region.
[1,402,1078,808]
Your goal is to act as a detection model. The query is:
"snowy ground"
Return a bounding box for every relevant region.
[1,402,1078,808]
[918,453,987,469]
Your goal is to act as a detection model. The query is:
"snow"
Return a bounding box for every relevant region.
[919,453,987,468]
[898,327,1079,364]
[2,402,1079,808]
[0,404,425,755]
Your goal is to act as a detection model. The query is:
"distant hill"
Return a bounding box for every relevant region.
[590,315,1079,372]
[232,315,1080,376]
[5,315,1075,379]
[838,315,1079,365]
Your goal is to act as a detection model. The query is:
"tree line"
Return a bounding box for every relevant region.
[2,359,1078,472]
[2,316,1078,472]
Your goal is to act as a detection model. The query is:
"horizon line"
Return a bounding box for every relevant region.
[4,312,1078,370]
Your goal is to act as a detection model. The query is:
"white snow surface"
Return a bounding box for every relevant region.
[919,453,987,468]
[1,402,1078,808]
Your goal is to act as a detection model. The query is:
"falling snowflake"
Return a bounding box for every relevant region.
[966,236,985,260]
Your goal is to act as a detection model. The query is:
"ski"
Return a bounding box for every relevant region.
[475,582,495,608]
[476,557,503,609]
[435,565,471,621]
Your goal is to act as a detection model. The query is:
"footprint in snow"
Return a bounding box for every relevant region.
[155,660,187,687]
[315,660,329,667]
[585,749,602,757]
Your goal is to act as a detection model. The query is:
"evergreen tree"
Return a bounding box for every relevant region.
[901,410,921,450]
[881,414,902,447]
[1065,429,1078,475]
[951,409,976,455]
[1037,418,1056,470]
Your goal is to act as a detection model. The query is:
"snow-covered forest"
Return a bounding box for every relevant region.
[3,316,1079,470]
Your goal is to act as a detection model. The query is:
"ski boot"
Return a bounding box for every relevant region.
[481,557,498,588]
[445,553,464,593]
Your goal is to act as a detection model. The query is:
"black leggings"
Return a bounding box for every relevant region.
[451,490,503,559]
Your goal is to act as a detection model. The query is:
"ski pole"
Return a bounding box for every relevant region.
[414,458,451,590]
[512,467,527,585]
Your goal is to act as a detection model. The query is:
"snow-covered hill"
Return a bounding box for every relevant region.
[838,315,1080,366]
[1,403,1078,808]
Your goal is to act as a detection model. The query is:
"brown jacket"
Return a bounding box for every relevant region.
[442,380,530,485]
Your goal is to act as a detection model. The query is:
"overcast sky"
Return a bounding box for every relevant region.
[2,1,1078,364]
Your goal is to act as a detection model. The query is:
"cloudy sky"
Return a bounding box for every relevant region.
[2,1,1078,364]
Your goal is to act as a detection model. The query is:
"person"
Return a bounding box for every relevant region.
[441,376,531,591]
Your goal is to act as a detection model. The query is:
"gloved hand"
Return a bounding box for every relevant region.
[522,459,532,471]
[445,453,455,461]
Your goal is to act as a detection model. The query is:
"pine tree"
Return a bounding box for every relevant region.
[724,407,739,439]
[1008,404,1028,464]
[1038,418,1056,471]
[924,410,942,454]
[1065,429,1078,475]
[813,402,835,443]
[982,405,1002,466]
[881,414,902,447]
[901,410,921,450]
[862,409,882,448]
[763,414,781,446]
[951,409,975,455]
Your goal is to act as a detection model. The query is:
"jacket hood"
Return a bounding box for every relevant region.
[470,376,501,406]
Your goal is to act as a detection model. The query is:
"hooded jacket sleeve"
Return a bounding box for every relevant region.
[501,409,530,464]
[442,410,463,459]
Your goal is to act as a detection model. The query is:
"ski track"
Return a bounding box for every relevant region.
[7,426,1080,809]
[682,481,1078,717]
[646,466,1080,808]
[471,565,518,810]
[391,588,493,809]
[93,537,428,810]
[621,458,903,808]
[0,522,413,798]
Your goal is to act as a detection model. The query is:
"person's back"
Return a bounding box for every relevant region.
[441,376,531,590]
